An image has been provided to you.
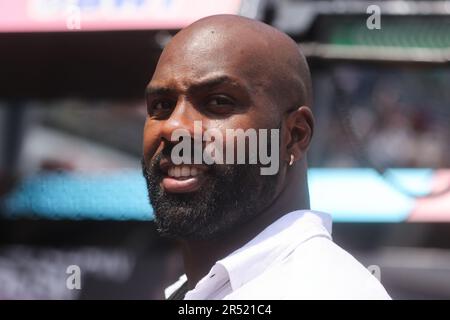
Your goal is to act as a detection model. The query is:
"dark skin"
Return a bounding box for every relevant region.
[143,15,314,289]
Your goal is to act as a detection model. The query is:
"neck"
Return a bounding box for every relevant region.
[181,161,310,289]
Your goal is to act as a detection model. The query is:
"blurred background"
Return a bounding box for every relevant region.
[0,0,449,299]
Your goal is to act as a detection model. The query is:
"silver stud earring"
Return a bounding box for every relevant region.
[289,154,294,166]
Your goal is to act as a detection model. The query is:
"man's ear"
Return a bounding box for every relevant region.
[284,106,314,163]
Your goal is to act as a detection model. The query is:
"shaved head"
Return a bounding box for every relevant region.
[155,14,312,115]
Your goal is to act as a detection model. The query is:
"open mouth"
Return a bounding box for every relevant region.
[167,165,201,179]
[159,159,209,193]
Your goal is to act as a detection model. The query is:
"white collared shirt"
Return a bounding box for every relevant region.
[165,210,391,300]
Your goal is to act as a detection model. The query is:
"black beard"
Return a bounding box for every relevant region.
[142,155,279,241]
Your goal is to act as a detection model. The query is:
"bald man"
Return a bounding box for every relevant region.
[142,14,390,300]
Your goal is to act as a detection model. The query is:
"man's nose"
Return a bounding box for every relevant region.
[160,98,201,142]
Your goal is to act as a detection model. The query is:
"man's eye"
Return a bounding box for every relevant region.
[148,99,175,117]
[208,96,234,106]
[205,96,235,115]
[154,100,174,110]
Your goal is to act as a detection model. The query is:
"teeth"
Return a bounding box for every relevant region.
[168,165,200,178]
[174,166,181,178]
[181,166,190,177]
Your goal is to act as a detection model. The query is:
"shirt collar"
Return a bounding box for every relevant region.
[216,210,332,291]
[165,210,332,299]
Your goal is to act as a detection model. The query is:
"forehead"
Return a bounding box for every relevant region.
[150,28,269,90]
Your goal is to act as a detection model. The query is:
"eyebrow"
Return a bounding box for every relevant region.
[145,86,176,97]
[188,75,245,93]
[145,75,248,97]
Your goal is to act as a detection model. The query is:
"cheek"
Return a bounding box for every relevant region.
[205,114,276,162]
[142,120,163,160]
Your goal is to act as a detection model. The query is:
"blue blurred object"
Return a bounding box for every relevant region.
[308,168,433,222]
[3,170,153,220]
[3,168,435,222]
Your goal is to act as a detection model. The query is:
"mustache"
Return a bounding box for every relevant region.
[143,138,218,172]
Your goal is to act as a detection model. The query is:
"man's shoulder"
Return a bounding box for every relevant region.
[279,236,391,299]
[228,236,391,300]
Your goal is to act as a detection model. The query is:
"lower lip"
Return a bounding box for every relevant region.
[162,175,204,193]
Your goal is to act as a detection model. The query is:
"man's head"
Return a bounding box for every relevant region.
[142,14,314,240]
